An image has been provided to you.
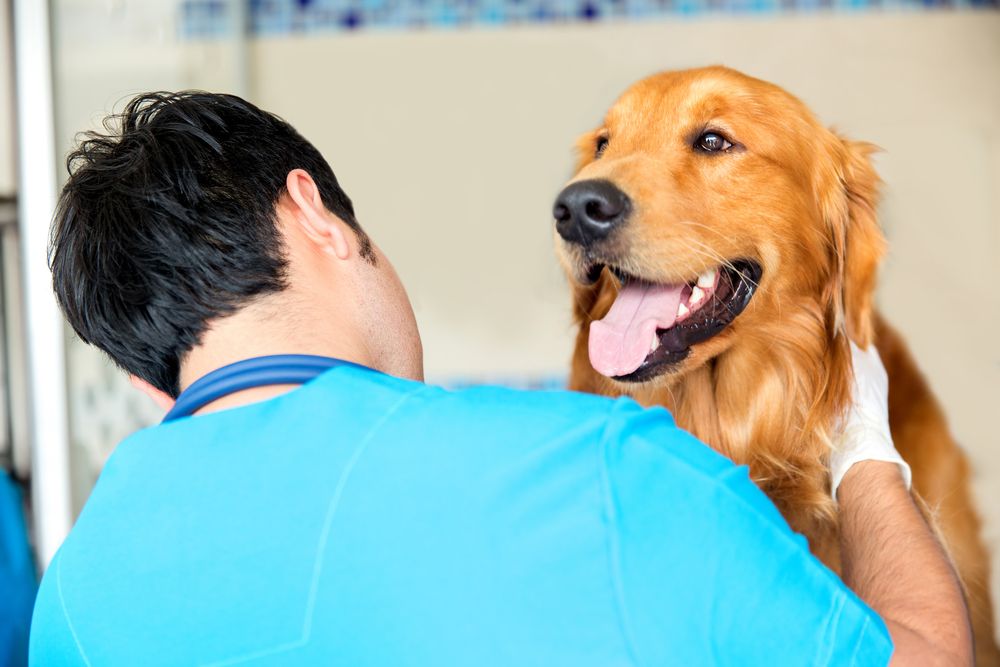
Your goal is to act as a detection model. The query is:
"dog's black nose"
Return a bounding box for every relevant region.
[553,179,632,245]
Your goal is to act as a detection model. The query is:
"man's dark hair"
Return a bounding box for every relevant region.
[50,91,371,397]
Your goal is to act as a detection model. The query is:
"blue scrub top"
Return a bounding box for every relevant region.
[30,364,891,666]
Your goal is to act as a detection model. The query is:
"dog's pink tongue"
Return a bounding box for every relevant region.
[588,282,684,378]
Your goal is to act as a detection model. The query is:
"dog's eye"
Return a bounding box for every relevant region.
[595,135,609,158]
[696,132,733,153]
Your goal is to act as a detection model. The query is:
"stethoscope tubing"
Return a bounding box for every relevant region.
[163,354,359,423]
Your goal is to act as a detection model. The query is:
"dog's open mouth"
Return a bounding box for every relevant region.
[586,259,762,382]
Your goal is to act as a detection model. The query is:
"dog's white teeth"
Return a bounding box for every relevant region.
[677,302,690,319]
[650,333,660,353]
[697,268,717,289]
[690,286,705,305]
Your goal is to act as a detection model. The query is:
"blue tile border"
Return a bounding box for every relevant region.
[441,375,569,391]
[181,0,999,38]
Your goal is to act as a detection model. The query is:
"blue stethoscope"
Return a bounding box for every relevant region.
[163,354,365,423]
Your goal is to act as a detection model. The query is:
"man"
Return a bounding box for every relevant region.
[31,92,970,665]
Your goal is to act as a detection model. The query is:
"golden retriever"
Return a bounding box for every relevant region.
[553,66,997,664]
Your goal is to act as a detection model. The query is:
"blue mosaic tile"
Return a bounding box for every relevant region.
[443,375,569,391]
[181,0,998,38]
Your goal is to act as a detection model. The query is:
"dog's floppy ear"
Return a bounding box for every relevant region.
[819,136,886,346]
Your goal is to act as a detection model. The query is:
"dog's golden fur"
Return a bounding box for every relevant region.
[559,66,998,664]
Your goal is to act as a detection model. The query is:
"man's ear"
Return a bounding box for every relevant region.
[129,375,175,411]
[285,169,351,260]
[820,136,886,346]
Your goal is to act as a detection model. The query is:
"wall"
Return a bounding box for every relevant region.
[250,11,1000,624]
[0,0,14,195]
[251,12,999,432]
[50,0,245,509]
[51,5,1000,632]
[0,0,12,471]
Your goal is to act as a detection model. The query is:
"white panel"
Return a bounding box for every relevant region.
[13,0,72,568]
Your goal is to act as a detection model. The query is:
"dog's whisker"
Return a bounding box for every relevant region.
[670,236,761,294]
[669,236,732,274]
[679,220,731,242]
[675,236,756,289]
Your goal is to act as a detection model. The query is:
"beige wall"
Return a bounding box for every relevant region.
[251,10,999,445]
[250,12,1000,627]
[52,7,999,633]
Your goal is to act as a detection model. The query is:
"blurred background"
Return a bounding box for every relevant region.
[0,0,998,660]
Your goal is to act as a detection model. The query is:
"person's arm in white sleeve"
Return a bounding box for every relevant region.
[834,343,973,667]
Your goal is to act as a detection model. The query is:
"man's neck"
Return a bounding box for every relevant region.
[178,298,374,414]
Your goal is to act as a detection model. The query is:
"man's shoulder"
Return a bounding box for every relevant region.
[428,383,620,422]
[396,380,745,491]
[29,555,85,666]
[336,366,621,419]
[314,366,627,445]
[410,383,667,455]
[331,368,742,475]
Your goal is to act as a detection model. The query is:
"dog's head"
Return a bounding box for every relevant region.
[555,66,884,387]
